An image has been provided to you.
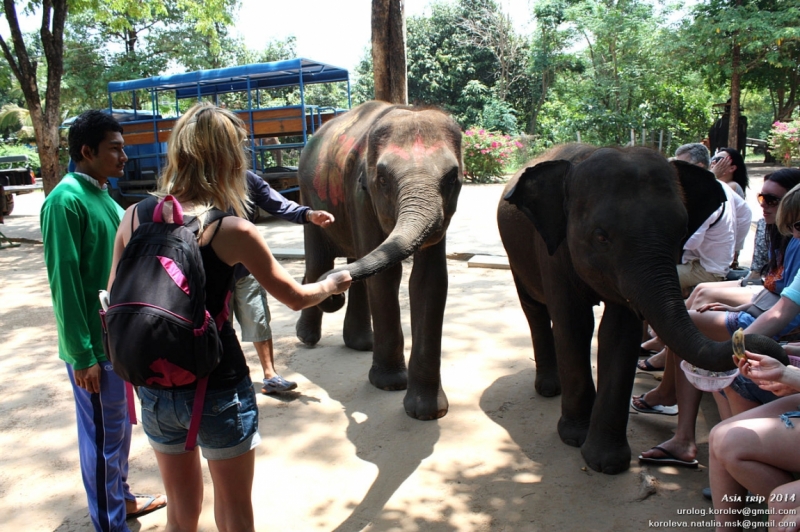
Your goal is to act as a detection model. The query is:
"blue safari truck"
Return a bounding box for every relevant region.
[104,58,351,207]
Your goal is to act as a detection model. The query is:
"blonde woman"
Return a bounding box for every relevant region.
[108,102,351,532]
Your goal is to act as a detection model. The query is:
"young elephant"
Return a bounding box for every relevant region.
[497,143,786,474]
[296,100,463,420]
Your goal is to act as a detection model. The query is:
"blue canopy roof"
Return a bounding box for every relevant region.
[107,58,349,98]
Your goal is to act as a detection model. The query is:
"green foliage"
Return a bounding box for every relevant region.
[61,0,241,116]
[462,128,522,182]
[406,1,501,118]
[767,118,800,166]
[352,53,374,105]
[481,99,518,135]
[679,0,800,122]
[0,143,41,174]
[0,103,34,141]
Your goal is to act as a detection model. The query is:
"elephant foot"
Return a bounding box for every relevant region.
[535,370,561,397]
[318,293,346,313]
[403,385,448,420]
[557,415,590,448]
[369,364,408,391]
[344,329,373,351]
[296,310,322,346]
[581,438,632,475]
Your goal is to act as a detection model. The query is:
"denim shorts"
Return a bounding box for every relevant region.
[729,374,780,405]
[139,376,261,460]
[725,311,757,335]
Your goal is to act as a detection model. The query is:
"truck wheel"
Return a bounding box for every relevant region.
[2,193,13,216]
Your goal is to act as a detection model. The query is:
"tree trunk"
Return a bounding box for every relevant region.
[372,0,407,104]
[0,0,67,195]
[728,41,741,153]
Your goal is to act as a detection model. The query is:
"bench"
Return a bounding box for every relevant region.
[746,137,768,154]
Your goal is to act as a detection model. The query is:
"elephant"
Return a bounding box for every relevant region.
[295,100,463,421]
[496,143,787,474]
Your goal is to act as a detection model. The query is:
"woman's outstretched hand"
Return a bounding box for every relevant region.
[326,270,352,294]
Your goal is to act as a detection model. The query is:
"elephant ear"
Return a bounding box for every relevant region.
[504,160,570,256]
[672,160,727,247]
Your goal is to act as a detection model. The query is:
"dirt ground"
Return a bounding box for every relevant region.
[0,166,783,531]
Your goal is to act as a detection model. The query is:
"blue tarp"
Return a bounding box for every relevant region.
[107,58,349,98]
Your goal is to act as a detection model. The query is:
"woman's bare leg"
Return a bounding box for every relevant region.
[710,397,800,531]
[207,449,256,532]
[769,479,800,530]
[686,280,752,309]
[154,449,204,532]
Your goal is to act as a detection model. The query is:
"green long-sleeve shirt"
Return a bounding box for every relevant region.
[41,173,124,370]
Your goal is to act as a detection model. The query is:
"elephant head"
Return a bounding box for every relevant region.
[505,145,787,370]
[320,105,463,283]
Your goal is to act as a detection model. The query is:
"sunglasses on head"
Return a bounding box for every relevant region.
[758,193,782,207]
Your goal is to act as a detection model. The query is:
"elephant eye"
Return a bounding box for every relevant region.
[379,175,387,187]
[594,229,610,244]
[444,168,459,187]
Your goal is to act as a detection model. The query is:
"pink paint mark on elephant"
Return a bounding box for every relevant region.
[384,144,411,160]
[312,145,345,207]
[412,135,447,159]
[385,137,446,162]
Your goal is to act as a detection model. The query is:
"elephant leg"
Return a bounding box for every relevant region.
[513,272,560,397]
[404,239,449,420]
[366,262,407,391]
[343,258,373,351]
[550,299,596,448]
[581,302,641,474]
[296,224,338,346]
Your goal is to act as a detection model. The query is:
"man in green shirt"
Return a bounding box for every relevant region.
[41,110,165,531]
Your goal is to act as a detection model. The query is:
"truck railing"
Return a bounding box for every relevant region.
[99,58,351,207]
[114,104,346,192]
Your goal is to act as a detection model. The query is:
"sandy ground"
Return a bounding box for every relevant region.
[0,166,783,531]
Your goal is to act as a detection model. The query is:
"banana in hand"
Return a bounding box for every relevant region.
[732,328,746,361]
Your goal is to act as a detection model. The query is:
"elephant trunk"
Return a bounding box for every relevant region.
[623,256,788,371]
[325,184,445,282]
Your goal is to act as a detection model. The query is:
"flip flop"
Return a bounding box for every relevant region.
[640,347,659,357]
[637,358,664,372]
[638,446,699,468]
[127,493,167,520]
[630,394,678,416]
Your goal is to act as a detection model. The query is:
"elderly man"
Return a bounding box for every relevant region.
[673,143,752,298]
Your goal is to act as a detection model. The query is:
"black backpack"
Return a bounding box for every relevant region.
[101,195,228,449]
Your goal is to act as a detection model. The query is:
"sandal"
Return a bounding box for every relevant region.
[127,493,167,520]
[637,358,664,372]
[630,394,678,416]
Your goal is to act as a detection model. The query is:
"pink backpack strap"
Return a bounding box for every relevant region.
[153,195,184,225]
[184,375,208,451]
[126,382,137,425]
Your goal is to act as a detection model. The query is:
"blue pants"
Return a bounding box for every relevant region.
[67,361,134,532]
